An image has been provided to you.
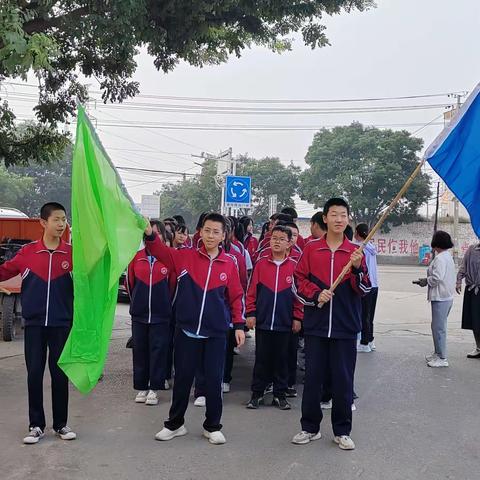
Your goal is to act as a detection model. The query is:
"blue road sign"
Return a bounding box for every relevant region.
[225,175,251,207]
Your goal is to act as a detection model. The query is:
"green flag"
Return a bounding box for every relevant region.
[58,106,147,394]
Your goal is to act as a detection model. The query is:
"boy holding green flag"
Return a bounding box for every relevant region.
[0,203,76,444]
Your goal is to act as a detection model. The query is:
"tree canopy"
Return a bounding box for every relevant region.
[158,154,300,228]
[0,0,375,165]
[298,122,431,227]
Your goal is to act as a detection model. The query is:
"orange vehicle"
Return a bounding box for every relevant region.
[0,218,71,341]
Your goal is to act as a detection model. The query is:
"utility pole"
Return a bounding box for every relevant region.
[197,148,232,215]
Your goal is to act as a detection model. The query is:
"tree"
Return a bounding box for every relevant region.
[0,164,33,209]
[0,111,70,167]
[0,0,375,165]
[298,122,431,227]
[157,155,300,228]
[8,146,72,217]
[157,158,221,228]
[236,155,300,224]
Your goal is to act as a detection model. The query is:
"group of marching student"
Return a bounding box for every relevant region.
[126,197,372,450]
[5,198,480,449]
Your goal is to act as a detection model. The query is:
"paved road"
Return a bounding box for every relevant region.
[1,266,479,480]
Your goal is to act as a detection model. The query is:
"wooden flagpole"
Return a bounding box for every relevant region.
[320,158,426,304]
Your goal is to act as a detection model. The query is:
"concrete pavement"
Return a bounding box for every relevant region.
[1,266,479,480]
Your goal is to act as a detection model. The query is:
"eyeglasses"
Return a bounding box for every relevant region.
[271,237,289,243]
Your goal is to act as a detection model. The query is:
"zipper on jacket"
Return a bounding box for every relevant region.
[44,252,53,326]
[196,258,214,335]
[148,260,154,324]
[327,251,334,338]
[270,263,281,330]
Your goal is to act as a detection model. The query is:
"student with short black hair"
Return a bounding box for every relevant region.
[307,212,327,244]
[127,221,174,405]
[292,198,370,450]
[246,225,302,410]
[282,207,306,249]
[144,212,245,445]
[192,212,208,249]
[254,213,294,262]
[173,224,190,249]
[0,202,76,444]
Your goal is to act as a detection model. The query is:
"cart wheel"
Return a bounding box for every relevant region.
[1,294,16,341]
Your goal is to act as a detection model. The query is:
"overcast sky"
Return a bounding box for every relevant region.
[4,0,480,217]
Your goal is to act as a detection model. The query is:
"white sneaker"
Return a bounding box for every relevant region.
[320,400,332,410]
[203,430,226,445]
[291,430,322,445]
[145,390,159,405]
[222,383,231,393]
[55,426,77,441]
[357,344,372,353]
[351,403,356,411]
[425,352,438,363]
[334,435,355,450]
[23,427,44,445]
[135,390,148,403]
[155,425,188,441]
[369,341,376,351]
[164,380,171,390]
[427,357,449,368]
[467,348,480,358]
[194,396,206,407]
[233,347,240,355]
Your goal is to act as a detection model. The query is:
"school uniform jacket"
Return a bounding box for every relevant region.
[0,239,73,327]
[252,232,272,263]
[126,248,174,324]
[145,233,244,337]
[243,233,259,259]
[246,254,303,332]
[296,234,306,250]
[294,236,371,339]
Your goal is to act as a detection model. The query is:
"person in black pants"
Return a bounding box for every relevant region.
[245,225,303,410]
[145,213,245,445]
[0,202,76,444]
[126,221,174,406]
[292,198,370,450]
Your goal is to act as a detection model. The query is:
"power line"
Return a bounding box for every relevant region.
[5,92,454,116]
[1,81,465,104]
[116,166,197,176]
[89,120,446,131]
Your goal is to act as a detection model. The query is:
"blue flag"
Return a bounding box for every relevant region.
[425,83,480,236]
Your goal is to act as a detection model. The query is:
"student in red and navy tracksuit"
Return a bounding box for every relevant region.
[126,221,174,406]
[172,223,190,250]
[292,198,370,451]
[0,203,76,445]
[281,207,306,250]
[239,216,258,260]
[246,225,303,410]
[253,213,294,263]
[144,213,245,445]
